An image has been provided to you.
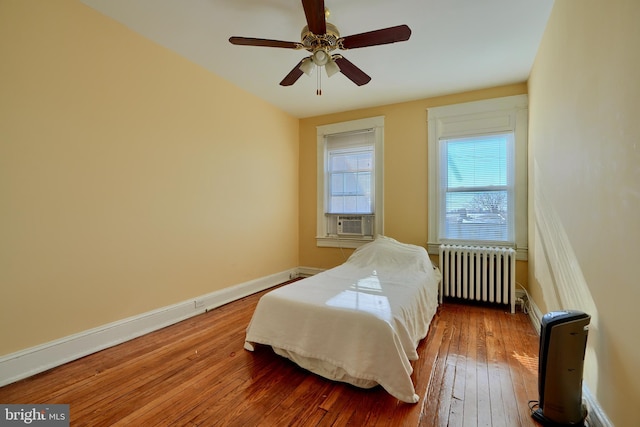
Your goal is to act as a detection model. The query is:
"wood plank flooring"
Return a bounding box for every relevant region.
[0,283,542,426]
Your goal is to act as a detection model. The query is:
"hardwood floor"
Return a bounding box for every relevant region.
[0,284,542,426]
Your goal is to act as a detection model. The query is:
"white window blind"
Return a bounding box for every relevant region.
[439,133,515,244]
[326,130,375,214]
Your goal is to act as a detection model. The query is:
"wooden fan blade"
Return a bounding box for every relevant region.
[280,60,305,86]
[334,56,371,86]
[302,0,326,35]
[229,36,300,49]
[340,24,411,49]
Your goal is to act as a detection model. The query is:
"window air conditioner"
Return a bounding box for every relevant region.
[337,215,364,236]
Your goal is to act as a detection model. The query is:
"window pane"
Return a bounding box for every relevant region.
[344,173,358,194]
[330,196,344,213]
[446,135,508,189]
[331,173,344,194]
[331,155,348,172]
[344,196,357,212]
[440,133,514,243]
[328,149,373,214]
[356,195,371,213]
[446,191,508,214]
[357,153,372,170]
[358,172,370,188]
[445,191,508,241]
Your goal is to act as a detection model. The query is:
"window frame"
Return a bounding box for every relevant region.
[427,95,528,260]
[316,116,384,248]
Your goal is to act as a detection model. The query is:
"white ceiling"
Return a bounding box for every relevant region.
[81,0,554,118]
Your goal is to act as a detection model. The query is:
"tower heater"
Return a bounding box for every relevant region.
[533,310,590,426]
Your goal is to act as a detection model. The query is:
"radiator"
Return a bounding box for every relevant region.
[439,244,516,313]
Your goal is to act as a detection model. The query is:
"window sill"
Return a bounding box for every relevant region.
[316,236,374,249]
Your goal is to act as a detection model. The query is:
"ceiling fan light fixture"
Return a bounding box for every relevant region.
[325,57,340,77]
[299,57,315,75]
[312,49,330,66]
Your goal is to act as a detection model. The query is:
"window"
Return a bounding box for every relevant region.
[427,95,528,259]
[317,117,384,248]
[440,133,514,242]
[326,131,374,215]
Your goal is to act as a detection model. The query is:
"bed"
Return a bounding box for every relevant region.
[243,236,441,403]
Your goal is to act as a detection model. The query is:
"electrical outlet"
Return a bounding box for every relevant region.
[194,299,205,309]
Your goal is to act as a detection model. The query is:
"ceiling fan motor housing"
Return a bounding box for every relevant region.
[301,23,340,53]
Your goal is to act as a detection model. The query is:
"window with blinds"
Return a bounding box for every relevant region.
[316,116,384,247]
[326,130,375,214]
[439,132,515,244]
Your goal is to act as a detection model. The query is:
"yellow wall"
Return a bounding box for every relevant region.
[528,0,640,425]
[299,84,529,280]
[0,0,299,355]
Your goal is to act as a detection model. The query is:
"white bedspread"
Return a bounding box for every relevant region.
[244,236,441,403]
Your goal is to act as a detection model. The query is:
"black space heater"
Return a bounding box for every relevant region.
[533,310,590,427]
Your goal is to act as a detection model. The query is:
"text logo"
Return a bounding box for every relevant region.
[1,405,69,426]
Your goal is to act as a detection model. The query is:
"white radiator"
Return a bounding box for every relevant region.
[439,244,516,313]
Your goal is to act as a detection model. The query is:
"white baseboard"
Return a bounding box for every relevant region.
[583,386,614,427]
[0,268,297,387]
[525,297,612,427]
[526,295,543,334]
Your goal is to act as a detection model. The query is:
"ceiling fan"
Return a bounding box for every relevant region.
[229,0,411,94]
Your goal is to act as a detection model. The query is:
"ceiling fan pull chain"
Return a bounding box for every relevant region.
[317,69,322,95]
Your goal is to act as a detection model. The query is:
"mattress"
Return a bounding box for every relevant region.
[244,236,441,403]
